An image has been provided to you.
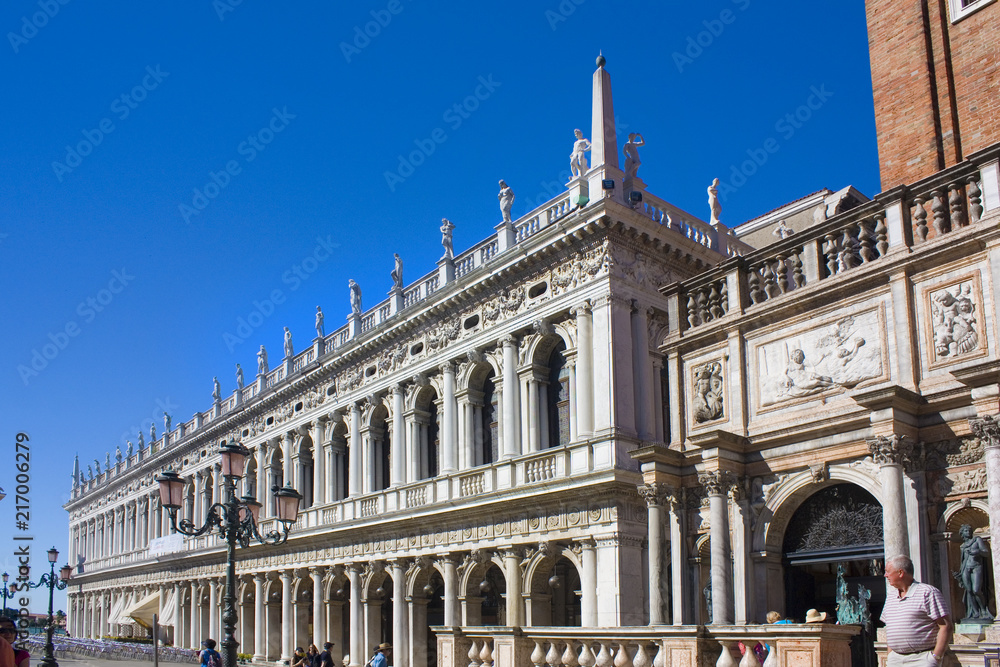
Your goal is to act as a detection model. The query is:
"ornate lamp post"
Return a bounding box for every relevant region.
[156,440,302,667]
[26,547,72,667]
[1,572,14,617]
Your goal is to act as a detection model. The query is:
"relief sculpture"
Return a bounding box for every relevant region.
[692,361,724,423]
[929,281,979,360]
[758,312,883,407]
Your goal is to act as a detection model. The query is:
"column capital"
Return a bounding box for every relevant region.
[637,482,677,507]
[867,434,914,466]
[441,360,455,375]
[570,300,592,317]
[498,333,519,348]
[697,470,736,497]
[970,414,1000,449]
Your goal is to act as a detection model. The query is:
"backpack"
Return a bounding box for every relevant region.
[205,650,221,667]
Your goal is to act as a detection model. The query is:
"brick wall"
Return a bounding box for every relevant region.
[866,0,999,190]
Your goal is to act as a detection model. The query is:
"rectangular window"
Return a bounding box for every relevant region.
[948,0,995,22]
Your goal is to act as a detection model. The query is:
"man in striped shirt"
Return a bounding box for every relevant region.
[880,554,952,665]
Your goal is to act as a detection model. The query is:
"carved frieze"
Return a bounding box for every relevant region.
[938,468,987,497]
[925,277,983,364]
[609,247,673,291]
[924,437,985,469]
[756,310,885,408]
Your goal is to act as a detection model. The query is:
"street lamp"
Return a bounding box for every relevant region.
[1,573,13,618]
[156,439,302,667]
[26,547,72,667]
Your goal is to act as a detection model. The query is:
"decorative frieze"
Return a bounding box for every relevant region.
[925,278,983,364]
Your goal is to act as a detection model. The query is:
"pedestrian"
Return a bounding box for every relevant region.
[881,554,952,666]
[318,641,335,667]
[291,646,308,667]
[199,639,222,667]
[0,618,20,667]
[367,642,391,667]
[307,644,320,667]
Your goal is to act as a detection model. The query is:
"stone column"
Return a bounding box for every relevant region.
[441,555,459,626]
[579,538,598,626]
[390,560,409,667]
[391,385,405,486]
[631,303,654,441]
[280,570,293,664]
[312,420,326,506]
[311,567,325,648]
[348,564,363,667]
[208,578,219,643]
[255,444,269,517]
[283,432,296,489]
[668,490,687,625]
[638,483,670,625]
[502,548,524,627]
[441,362,458,473]
[253,574,266,660]
[349,405,362,497]
[572,303,594,438]
[700,471,735,625]
[500,336,520,458]
[868,435,912,560]
[969,415,1000,621]
[651,357,665,443]
[189,582,199,650]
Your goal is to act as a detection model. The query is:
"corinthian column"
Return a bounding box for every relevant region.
[500,336,521,458]
[391,385,405,486]
[349,405,362,497]
[700,471,735,625]
[441,362,458,473]
[312,420,326,505]
[969,415,1000,621]
[572,302,594,438]
[254,573,266,661]
[867,435,913,561]
[280,570,293,664]
[638,483,671,625]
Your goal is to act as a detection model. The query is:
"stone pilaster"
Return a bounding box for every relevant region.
[699,470,736,625]
[867,434,914,561]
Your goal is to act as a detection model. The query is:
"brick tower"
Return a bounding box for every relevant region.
[866,0,1000,190]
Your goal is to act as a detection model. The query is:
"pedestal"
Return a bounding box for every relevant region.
[438,257,455,285]
[389,288,403,315]
[567,176,590,208]
[347,313,361,339]
[495,220,516,253]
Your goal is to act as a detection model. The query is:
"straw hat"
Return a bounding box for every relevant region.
[805,609,827,623]
[377,643,392,651]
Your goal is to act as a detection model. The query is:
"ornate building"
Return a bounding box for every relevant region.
[64,3,1000,666]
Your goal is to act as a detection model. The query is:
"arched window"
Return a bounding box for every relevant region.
[547,340,570,448]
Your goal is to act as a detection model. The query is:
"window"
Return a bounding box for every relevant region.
[948,0,995,22]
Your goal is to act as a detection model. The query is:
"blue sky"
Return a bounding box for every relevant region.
[0,0,878,612]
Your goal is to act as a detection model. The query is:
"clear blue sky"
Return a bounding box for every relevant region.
[0,0,878,612]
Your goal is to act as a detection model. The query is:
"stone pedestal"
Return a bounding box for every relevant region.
[283,357,292,377]
[567,176,590,208]
[347,313,360,339]
[438,257,455,285]
[312,336,323,360]
[389,288,403,315]
[495,220,516,253]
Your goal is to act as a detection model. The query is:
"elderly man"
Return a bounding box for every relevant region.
[881,554,952,666]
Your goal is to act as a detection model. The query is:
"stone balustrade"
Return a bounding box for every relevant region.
[435,624,858,667]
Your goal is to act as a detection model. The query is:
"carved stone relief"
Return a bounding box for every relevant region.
[757,311,884,407]
[691,360,724,424]
[926,278,982,363]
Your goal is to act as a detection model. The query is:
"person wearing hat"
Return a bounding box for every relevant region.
[318,642,335,667]
[368,642,391,667]
[199,639,221,667]
[805,609,827,623]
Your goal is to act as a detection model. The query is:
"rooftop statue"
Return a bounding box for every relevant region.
[88,464,93,479]
[137,431,144,449]
[150,423,156,442]
[349,279,363,315]
[569,129,591,178]
[391,253,403,291]
[623,132,644,181]
[115,446,122,464]
[498,180,515,223]
[773,220,794,239]
[708,178,722,225]
[126,441,133,458]
[440,219,455,260]
[315,306,325,337]
[212,376,221,401]
[104,452,111,470]
[236,363,244,389]
[258,345,269,374]
[284,327,293,358]
[163,411,171,433]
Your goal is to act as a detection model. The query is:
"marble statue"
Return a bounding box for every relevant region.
[104,452,111,470]
[498,180,515,223]
[703,579,713,624]
[953,524,991,621]
[773,220,794,239]
[137,431,144,449]
[284,327,293,358]
[258,345,269,374]
[391,254,404,291]
[115,446,122,464]
[236,363,244,389]
[622,132,645,180]
[212,376,221,401]
[126,441,133,458]
[569,129,591,178]
[163,412,171,433]
[87,464,93,479]
[440,219,455,260]
[931,283,978,358]
[315,306,325,337]
[692,361,724,423]
[708,178,722,225]
[349,279,362,315]
[150,423,156,442]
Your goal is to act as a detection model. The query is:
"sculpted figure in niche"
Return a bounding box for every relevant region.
[284,327,293,358]
[498,180,514,223]
[391,254,403,291]
[315,306,325,338]
[692,361,724,423]
[931,283,979,358]
[569,129,591,178]
[258,345,269,374]
[349,279,362,314]
[707,178,722,225]
[953,524,992,621]
[440,219,455,260]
